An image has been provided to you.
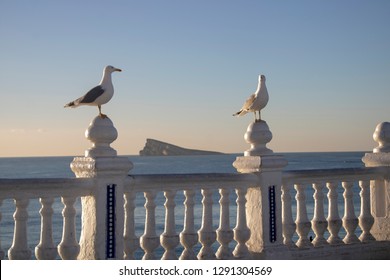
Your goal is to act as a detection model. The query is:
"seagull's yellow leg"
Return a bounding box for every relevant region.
[98,105,107,119]
[255,111,261,122]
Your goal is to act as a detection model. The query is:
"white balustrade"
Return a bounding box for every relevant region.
[0,199,4,260]
[326,182,343,245]
[0,175,258,261]
[280,163,389,259]
[8,199,32,260]
[281,184,296,247]
[35,197,57,260]
[294,184,312,248]
[216,188,233,259]
[232,187,250,259]
[0,178,90,260]
[58,196,80,260]
[1,167,388,260]
[0,169,389,260]
[161,190,179,260]
[2,103,390,260]
[342,181,359,244]
[122,185,252,260]
[197,189,216,260]
[358,180,375,242]
[179,189,197,260]
[140,191,159,260]
[124,191,139,259]
[311,183,328,247]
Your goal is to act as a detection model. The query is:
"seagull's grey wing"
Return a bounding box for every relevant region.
[78,85,105,104]
[233,93,256,116]
[241,93,256,110]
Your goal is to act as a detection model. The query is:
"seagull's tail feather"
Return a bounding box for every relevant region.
[64,101,77,108]
[233,110,247,117]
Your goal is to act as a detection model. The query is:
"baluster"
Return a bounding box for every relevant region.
[326,182,343,245]
[311,183,328,247]
[124,191,139,259]
[140,191,159,260]
[58,196,80,260]
[282,184,296,247]
[8,199,32,259]
[35,197,57,259]
[197,189,216,260]
[233,187,250,259]
[294,184,312,248]
[0,199,4,259]
[216,188,233,259]
[358,180,375,242]
[341,181,359,244]
[179,189,198,260]
[161,190,179,260]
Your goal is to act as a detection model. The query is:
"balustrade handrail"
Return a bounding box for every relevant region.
[0,178,94,200]
[0,166,386,201]
[0,172,261,201]
[124,172,260,192]
[282,166,388,185]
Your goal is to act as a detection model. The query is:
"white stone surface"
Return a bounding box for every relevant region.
[233,117,289,258]
[85,116,118,158]
[71,116,133,259]
[244,121,273,156]
[362,122,390,241]
[373,122,390,153]
[4,115,390,260]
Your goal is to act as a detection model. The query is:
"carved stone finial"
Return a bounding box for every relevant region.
[85,116,118,158]
[233,119,287,173]
[70,116,133,178]
[244,120,273,156]
[362,122,390,167]
[373,122,390,153]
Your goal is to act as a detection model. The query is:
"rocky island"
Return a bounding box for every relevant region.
[139,139,223,156]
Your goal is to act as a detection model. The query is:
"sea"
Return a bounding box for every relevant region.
[0,152,368,258]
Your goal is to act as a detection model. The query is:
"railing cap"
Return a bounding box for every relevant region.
[85,116,118,157]
[362,122,390,167]
[70,116,133,178]
[373,122,390,153]
[233,155,287,173]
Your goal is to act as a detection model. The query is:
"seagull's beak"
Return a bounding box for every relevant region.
[115,68,122,72]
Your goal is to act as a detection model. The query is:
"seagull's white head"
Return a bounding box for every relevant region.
[104,65,122,73]
[259,74,266,82]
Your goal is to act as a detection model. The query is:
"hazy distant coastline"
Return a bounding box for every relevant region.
[139,138,224,156]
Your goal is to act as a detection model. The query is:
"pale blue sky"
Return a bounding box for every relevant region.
[1,0,389,156]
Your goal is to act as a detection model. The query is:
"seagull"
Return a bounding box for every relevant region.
[64,65,122,118]
[233,74,269,122]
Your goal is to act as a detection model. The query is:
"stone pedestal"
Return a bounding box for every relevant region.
[362,122,390,240]
[71,116,133,259]
[233,120,289,259]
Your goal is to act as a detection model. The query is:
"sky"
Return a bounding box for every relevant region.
[0,0,389,157]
